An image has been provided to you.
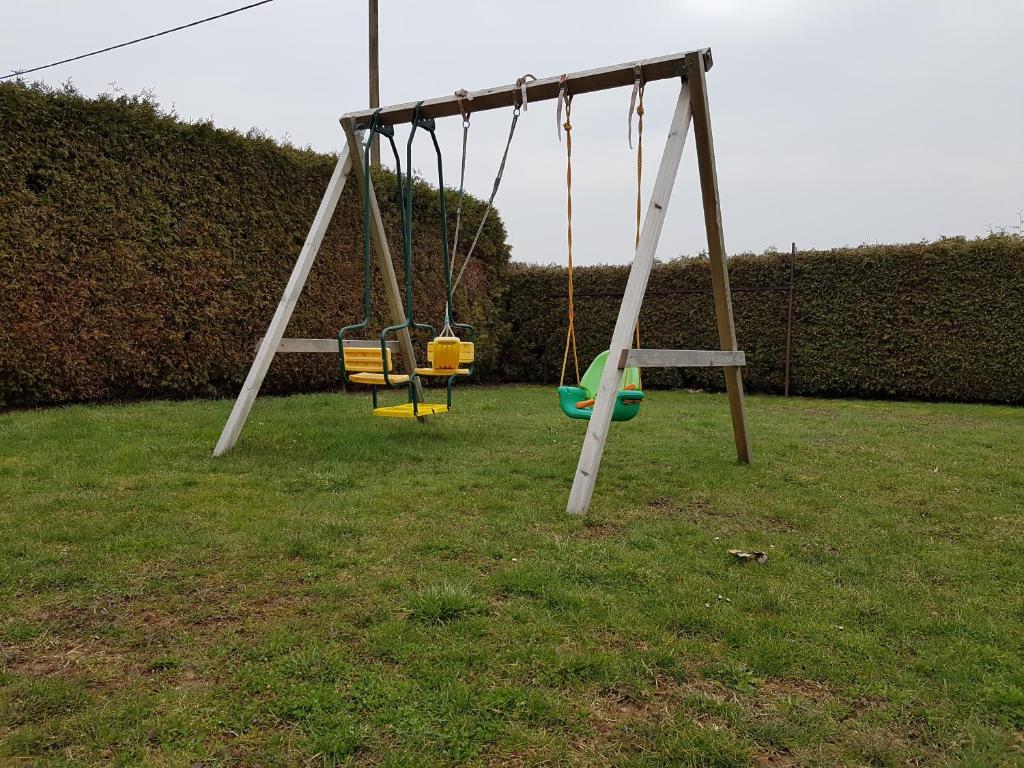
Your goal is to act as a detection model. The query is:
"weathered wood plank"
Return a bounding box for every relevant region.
[685,50,752,464]
[213,148,352,456]
[261,338,401,354]
[624,349,746,368]
[566,83,694,516]
[343,49,711,127]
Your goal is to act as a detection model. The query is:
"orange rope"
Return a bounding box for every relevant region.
[559,91,580,387]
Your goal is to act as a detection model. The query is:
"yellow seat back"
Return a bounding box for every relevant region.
[343,346,393,373]
[427,338,474,370]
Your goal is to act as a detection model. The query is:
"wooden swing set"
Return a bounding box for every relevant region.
[213,48,751,516]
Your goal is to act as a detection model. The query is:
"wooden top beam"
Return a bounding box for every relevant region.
[340,49,712,128]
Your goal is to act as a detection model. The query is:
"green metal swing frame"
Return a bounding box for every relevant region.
[338,104,475,416]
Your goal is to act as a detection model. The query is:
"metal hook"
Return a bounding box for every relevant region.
[454,88,473,126]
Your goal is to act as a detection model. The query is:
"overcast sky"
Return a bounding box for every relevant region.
[3,1,1022,265]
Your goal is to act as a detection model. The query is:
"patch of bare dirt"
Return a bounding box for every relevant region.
[751,749,801,766]
[591,689,668,730]
[10,573,312,694]
[568,675,745,763]
[34,576,311,639]
[565,674,893,764]
[758,677,835,704]
[761,516,797,533]
[578,522,622,540]
[592,630,650,653]
[2,637,145,693]
[644,496,795,536]
[647,495,721,518]
[849,693,888,715]
[755,678,887,719]
[681,676,740,706]
[484,745,550,768]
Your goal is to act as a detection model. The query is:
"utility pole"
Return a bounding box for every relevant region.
[784,242,796,396]
[368,0,380,167]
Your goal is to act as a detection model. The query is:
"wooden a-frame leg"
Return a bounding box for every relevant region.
[341,118,425,406]
[213,146,353,456]
[566,81,694,515]
[685,51,751,464]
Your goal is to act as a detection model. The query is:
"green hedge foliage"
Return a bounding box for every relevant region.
[498,236,1024,404]
[3,84,1021,407]
[0,83,509,407]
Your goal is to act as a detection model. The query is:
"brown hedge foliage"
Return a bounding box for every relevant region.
[498,236,1024,404]
[0,82,509,407]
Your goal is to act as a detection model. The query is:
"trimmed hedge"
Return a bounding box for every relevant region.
[498,236,1024,404]
[3,84,1021,407]
[0,83,509,407]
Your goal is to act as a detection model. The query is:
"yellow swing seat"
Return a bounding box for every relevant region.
[372,402,449,419]
[343,342,453,418]
[414,338,474,377]
[343,347,409,386]
[348,372,410,386]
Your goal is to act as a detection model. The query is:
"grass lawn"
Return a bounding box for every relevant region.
[1,386,1022,766]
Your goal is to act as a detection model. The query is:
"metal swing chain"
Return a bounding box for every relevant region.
[444,90,473,336]
[449,90,472,279]
[449,76,528,295]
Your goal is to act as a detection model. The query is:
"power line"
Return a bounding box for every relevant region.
[1,0,280,82]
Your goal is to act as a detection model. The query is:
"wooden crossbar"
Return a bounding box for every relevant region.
[259,337,401,354]
[622,349,746,368]
[342,49,711,127]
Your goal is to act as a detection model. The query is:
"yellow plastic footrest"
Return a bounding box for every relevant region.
[349,372,409,386]
[414,367,471,377]
[372,402,449,419]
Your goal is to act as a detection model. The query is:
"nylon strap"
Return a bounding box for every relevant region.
[556,74,567,142]
[515,73,537,110]
[632,74,645,386]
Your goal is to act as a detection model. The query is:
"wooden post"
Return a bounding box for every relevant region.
[367,0,380,168]
[784,242,796,396]
[341,119,424,403]
[685,50,751,464]
[566,82,694,515]
[214,147,352,456]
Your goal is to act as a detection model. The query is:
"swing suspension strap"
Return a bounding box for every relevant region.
[558,76,581,388]
[629,65,645,387]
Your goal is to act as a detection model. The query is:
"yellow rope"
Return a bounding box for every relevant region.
[558,81,644,390]
[560,93,580,387]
